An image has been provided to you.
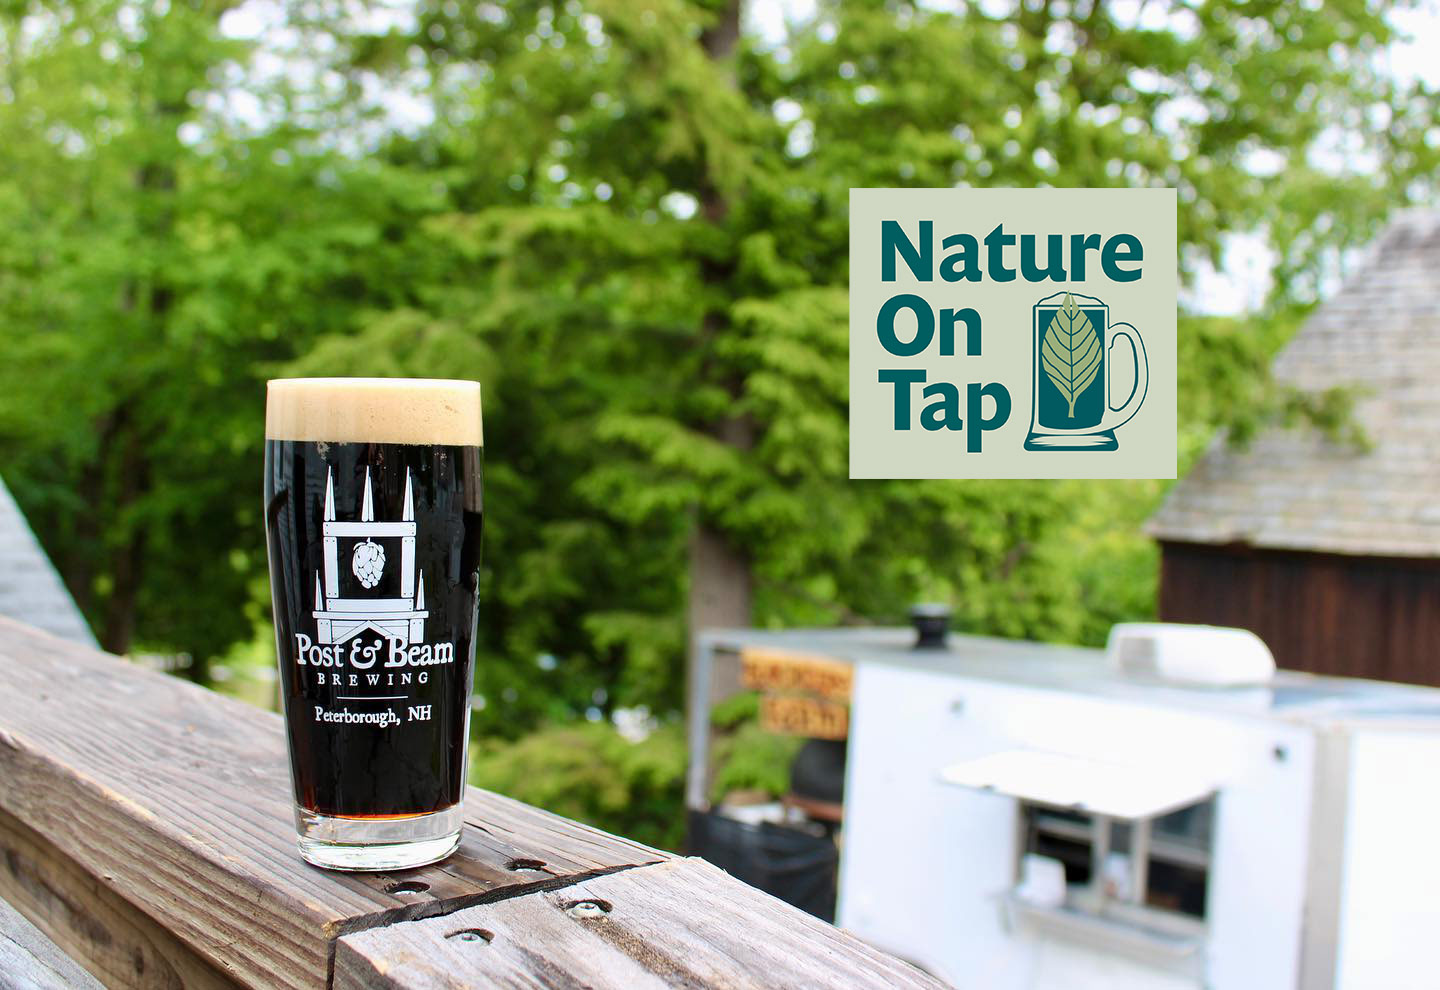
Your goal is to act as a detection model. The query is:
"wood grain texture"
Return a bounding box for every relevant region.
[334,858,950,990]
[0,806,240,990]
[0,893,106,990]
[0,618,668,988]
[1158,541,1440,687]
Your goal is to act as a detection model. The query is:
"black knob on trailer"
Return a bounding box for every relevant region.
[911,603,951,650]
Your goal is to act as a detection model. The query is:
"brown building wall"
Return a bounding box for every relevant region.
[1158,541,1440,687]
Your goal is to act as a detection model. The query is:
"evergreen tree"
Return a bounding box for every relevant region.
[329,0,1436,723]
[0,0,436,674]
[1,0,1434,731]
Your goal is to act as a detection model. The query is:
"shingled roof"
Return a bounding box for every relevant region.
[0,477,96,645]
[1148,209,1440,558]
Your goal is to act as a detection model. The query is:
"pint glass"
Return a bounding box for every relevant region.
[264,378,483,870]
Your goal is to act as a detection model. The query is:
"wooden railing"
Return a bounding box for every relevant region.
[0,618,944,989]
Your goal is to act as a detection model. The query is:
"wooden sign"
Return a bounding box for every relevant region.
[760,695,850,740]
[739,647,853,739]
[739,648,853,702]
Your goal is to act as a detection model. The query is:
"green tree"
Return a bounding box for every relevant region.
[330,0,1438,714]
[2,0,1435,732]
[0,0,434,676]
[470,719,688,849]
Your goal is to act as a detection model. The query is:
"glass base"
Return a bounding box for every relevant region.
[1024,427,1118,451]
[295,804,464,871]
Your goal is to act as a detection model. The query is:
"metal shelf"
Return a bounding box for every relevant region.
[1005,892,1206,972]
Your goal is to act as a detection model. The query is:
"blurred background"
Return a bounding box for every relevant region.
[2,0,1439,861]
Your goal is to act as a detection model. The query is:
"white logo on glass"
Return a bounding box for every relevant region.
[313,466,428,647]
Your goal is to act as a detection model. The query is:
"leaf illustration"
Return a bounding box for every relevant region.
[1042,293,1101,418]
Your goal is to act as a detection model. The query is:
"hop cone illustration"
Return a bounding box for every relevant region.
[352,538,386,589]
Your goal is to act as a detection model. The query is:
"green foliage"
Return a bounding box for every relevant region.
[709,721,802,804]
[711,687,812,805]
[709,689,761,730]
[469,720,687,850]
[705,691,802,804]
[0,0,1433,735]
[0,0,430,672]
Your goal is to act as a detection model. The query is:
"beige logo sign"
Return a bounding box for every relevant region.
[849,188,1176,479]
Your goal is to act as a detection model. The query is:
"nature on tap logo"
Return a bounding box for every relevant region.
[849,188,1177,480]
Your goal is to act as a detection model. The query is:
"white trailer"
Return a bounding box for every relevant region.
[690,626,1440,989]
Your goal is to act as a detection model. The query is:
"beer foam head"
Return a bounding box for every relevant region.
[266,378,483,446]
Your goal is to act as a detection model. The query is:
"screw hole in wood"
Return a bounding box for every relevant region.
[446,928,493,944]
[386,880,430,895]
[564,898,613,919]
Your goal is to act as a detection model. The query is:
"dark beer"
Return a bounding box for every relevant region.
[264,379,482,870]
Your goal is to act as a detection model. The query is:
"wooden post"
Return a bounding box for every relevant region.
[0,896,104,989]
[0,618,945,989]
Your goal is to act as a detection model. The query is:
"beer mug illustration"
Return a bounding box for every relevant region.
[1024,291,1147,451]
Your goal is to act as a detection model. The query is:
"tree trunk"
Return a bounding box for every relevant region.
[97,20,188,660]
[61,413,119,623]
[687,0,753,647]
[687,524,753,637]
[99,406,150,657]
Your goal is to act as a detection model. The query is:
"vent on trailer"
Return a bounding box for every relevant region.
[1105,623,1275,687]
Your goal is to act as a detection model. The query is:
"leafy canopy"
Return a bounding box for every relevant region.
[0,0,1433,740]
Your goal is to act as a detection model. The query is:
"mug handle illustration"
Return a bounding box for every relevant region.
[1100,322,1148,431]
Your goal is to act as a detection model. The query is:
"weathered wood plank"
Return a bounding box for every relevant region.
[333,858,949,990]
[0,805,240,989]
[0,618,668,988]
[0,893,106,990]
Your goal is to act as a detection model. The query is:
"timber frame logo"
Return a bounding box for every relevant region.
[291,464,457,695]
[848,188,1177,480]
[313,466,428,647]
